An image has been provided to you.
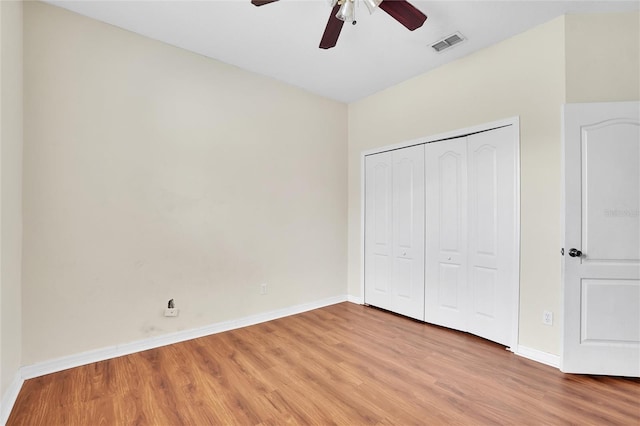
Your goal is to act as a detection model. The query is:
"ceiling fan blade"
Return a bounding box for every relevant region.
[251,0,279,6]
[319,4,345,49]
[379,0,427,31]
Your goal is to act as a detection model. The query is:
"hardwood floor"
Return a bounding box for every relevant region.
[8,302,640,425]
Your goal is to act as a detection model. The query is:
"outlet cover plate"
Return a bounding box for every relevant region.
[164,308,179,317]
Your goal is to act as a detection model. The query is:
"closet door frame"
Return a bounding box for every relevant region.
[360,116,521,351]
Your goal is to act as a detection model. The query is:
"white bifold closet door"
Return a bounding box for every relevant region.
[424,136,469,331]
[364,145,425,321]
[425,126,517,346]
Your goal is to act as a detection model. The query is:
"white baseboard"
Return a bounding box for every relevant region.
[515,345,560,368]
[21,294,348,381]
[1,371,24,426]
[347,295,363,304]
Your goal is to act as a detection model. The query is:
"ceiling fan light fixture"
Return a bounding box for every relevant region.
[251,0,428,49]
[362,0,382,14]
[336,0,356,23]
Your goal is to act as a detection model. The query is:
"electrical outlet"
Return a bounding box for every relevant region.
[543,310,553,326]
[260,283,268,295]
[164,308,179,317]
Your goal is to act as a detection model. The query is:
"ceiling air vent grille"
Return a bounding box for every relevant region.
[431,32,465,52]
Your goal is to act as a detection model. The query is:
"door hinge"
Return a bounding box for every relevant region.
[561,248,564,256]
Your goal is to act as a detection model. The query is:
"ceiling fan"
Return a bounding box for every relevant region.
[251,0,427,49]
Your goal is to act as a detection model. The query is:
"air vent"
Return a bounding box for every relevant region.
[431,32,465,52]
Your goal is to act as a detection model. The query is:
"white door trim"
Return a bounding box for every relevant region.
[359,116,521,350]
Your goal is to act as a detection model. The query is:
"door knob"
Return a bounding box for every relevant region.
[568,248,582,257]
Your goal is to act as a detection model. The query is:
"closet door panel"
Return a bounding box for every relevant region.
[467,126,517,346]
[438,263,462,309]
[472,266,498,318]
[365,145,425,320]
[365,152,393,311]
[470,144,499,321]
[473,145,498,259]
[425,137,468,330]
[373,255,390,293]
[392,145,425,320]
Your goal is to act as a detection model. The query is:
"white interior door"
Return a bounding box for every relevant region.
[424,126,518,347]
[425,136,468,331]
[365,145,425,320]
[562,101,640,377]
[466,126,518,347]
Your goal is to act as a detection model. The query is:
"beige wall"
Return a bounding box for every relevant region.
[348,17,567,355]
[22,2,347,365]
[566,12,640,103]
[0,0,23,403]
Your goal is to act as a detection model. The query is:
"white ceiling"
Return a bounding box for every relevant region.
[46,0,639,103]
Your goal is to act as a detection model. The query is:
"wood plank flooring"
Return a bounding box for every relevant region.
[8,302,640,425]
